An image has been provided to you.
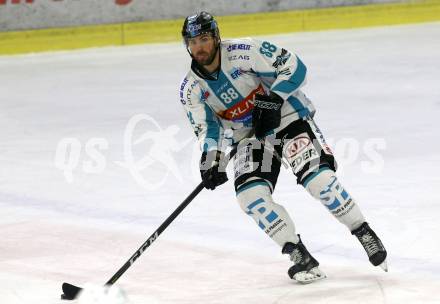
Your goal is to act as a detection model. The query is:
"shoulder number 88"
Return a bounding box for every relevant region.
[259,41,277,58]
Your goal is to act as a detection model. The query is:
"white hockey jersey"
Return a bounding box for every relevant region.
[179,38,315,152]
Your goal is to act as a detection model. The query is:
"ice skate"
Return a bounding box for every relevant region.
[352,222,388,271]
[282,235,326,284]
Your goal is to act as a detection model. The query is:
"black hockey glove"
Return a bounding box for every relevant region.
[252,91,284,138]
[200,150,228,190]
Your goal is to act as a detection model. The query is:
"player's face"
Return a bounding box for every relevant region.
[188,33,217,66]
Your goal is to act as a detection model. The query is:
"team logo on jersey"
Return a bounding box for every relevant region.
[218,84,265,123]
[277,68,292,76]
[272,48,291,68]
[227,44,251,52]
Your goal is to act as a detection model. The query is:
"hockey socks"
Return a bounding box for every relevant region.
[304,169,365,231]
[237,181,326,283]
[236,180,300,246]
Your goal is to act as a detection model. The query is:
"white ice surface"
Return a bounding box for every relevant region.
[1,22,440,303]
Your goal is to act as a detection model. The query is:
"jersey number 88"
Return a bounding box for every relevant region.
[220,88,239,104]
[259,41,277,58]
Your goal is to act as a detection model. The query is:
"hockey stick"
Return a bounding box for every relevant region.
[61,181,205,300]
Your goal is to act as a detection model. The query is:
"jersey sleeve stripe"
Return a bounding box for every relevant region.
[202,103,221,152]
[286,95,311,118]
[271,56,307,94]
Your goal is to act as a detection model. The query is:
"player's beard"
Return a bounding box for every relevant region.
[194,45,218,66]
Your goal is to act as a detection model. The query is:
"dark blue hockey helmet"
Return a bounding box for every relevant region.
[182,11,220,45]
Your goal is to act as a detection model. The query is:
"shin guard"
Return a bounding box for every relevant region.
[304,169,365,231]
[236,181,299,246]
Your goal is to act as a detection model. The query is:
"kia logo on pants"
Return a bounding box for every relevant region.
[284,134,311,158]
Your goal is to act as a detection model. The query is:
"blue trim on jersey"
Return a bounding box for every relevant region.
[205,70,244,107]
[271,56,306,93]
[254,71,277,79]
[262,79,273,89]
[254,71,277,89]
[236,181,270,196]
[302,167,332,188]
[202,103,220,152]
[287,95,310,118]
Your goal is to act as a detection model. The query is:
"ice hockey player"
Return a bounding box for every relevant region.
[179,11,387,283]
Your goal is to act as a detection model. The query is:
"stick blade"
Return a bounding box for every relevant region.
[379,259,388,272]
[61,282,82,300]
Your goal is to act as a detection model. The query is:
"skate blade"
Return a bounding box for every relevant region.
[293,267,327,284]
[379,259,388,272]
